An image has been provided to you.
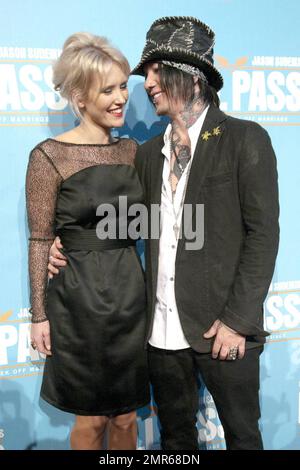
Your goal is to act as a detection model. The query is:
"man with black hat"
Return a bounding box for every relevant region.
[131,16,279,450]
[48,16,279,450]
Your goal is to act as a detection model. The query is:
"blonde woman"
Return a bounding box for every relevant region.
[26,33,149,450]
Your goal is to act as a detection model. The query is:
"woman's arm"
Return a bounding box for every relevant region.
[26,147,62,353]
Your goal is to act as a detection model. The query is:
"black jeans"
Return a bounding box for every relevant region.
[148,345,264,450]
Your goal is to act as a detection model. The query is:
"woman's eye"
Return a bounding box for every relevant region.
[121,83,128,89]
[103,89,112,94]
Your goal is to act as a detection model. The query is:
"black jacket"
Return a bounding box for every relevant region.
[135,105,280,352]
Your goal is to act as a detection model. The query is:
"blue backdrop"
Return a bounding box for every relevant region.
[0,0,299,450]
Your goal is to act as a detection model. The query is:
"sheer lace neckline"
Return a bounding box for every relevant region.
[46,137,121,147]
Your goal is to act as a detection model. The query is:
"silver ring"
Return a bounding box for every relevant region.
[228,346,238,361]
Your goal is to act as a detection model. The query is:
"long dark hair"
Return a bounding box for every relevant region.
[158,62,220,108]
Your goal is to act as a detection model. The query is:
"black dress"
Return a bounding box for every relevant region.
[26,138,150,416]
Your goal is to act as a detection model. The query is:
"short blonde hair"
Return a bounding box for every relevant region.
[52,32,130,118]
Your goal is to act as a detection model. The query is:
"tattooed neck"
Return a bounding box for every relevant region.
[172,94,206,131]
[169,95,206,175]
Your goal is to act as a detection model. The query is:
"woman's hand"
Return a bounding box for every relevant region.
[30,320,52,356]
[48,236,67,279]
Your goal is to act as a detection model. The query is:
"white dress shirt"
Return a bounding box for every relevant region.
[149,106,209,350]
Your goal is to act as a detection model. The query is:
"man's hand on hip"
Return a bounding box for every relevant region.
[203,319,246,360]
[48,236,67,279]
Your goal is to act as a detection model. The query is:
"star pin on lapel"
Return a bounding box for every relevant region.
[201,126,222,141]
[201,131,211,141]
[212,126,221,136]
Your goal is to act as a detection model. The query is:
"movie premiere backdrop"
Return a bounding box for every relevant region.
[0,0,299,450]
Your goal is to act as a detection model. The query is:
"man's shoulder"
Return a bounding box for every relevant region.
[138,133,164,154]
[224,113,269,139]
[134,133,164,176]
[221,113,274,161]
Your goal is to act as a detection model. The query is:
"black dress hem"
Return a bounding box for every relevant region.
[40,392,150,417]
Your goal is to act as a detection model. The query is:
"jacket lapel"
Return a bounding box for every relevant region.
[176,105,228,260]
[150,137,164,207]
[149,136,164,301]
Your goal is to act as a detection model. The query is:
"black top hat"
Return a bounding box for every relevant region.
[131,16,223,91]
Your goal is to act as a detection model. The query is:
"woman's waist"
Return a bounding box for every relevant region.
[56,228,137,251]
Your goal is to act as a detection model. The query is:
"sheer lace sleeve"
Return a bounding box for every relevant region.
[26,147,62,323]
